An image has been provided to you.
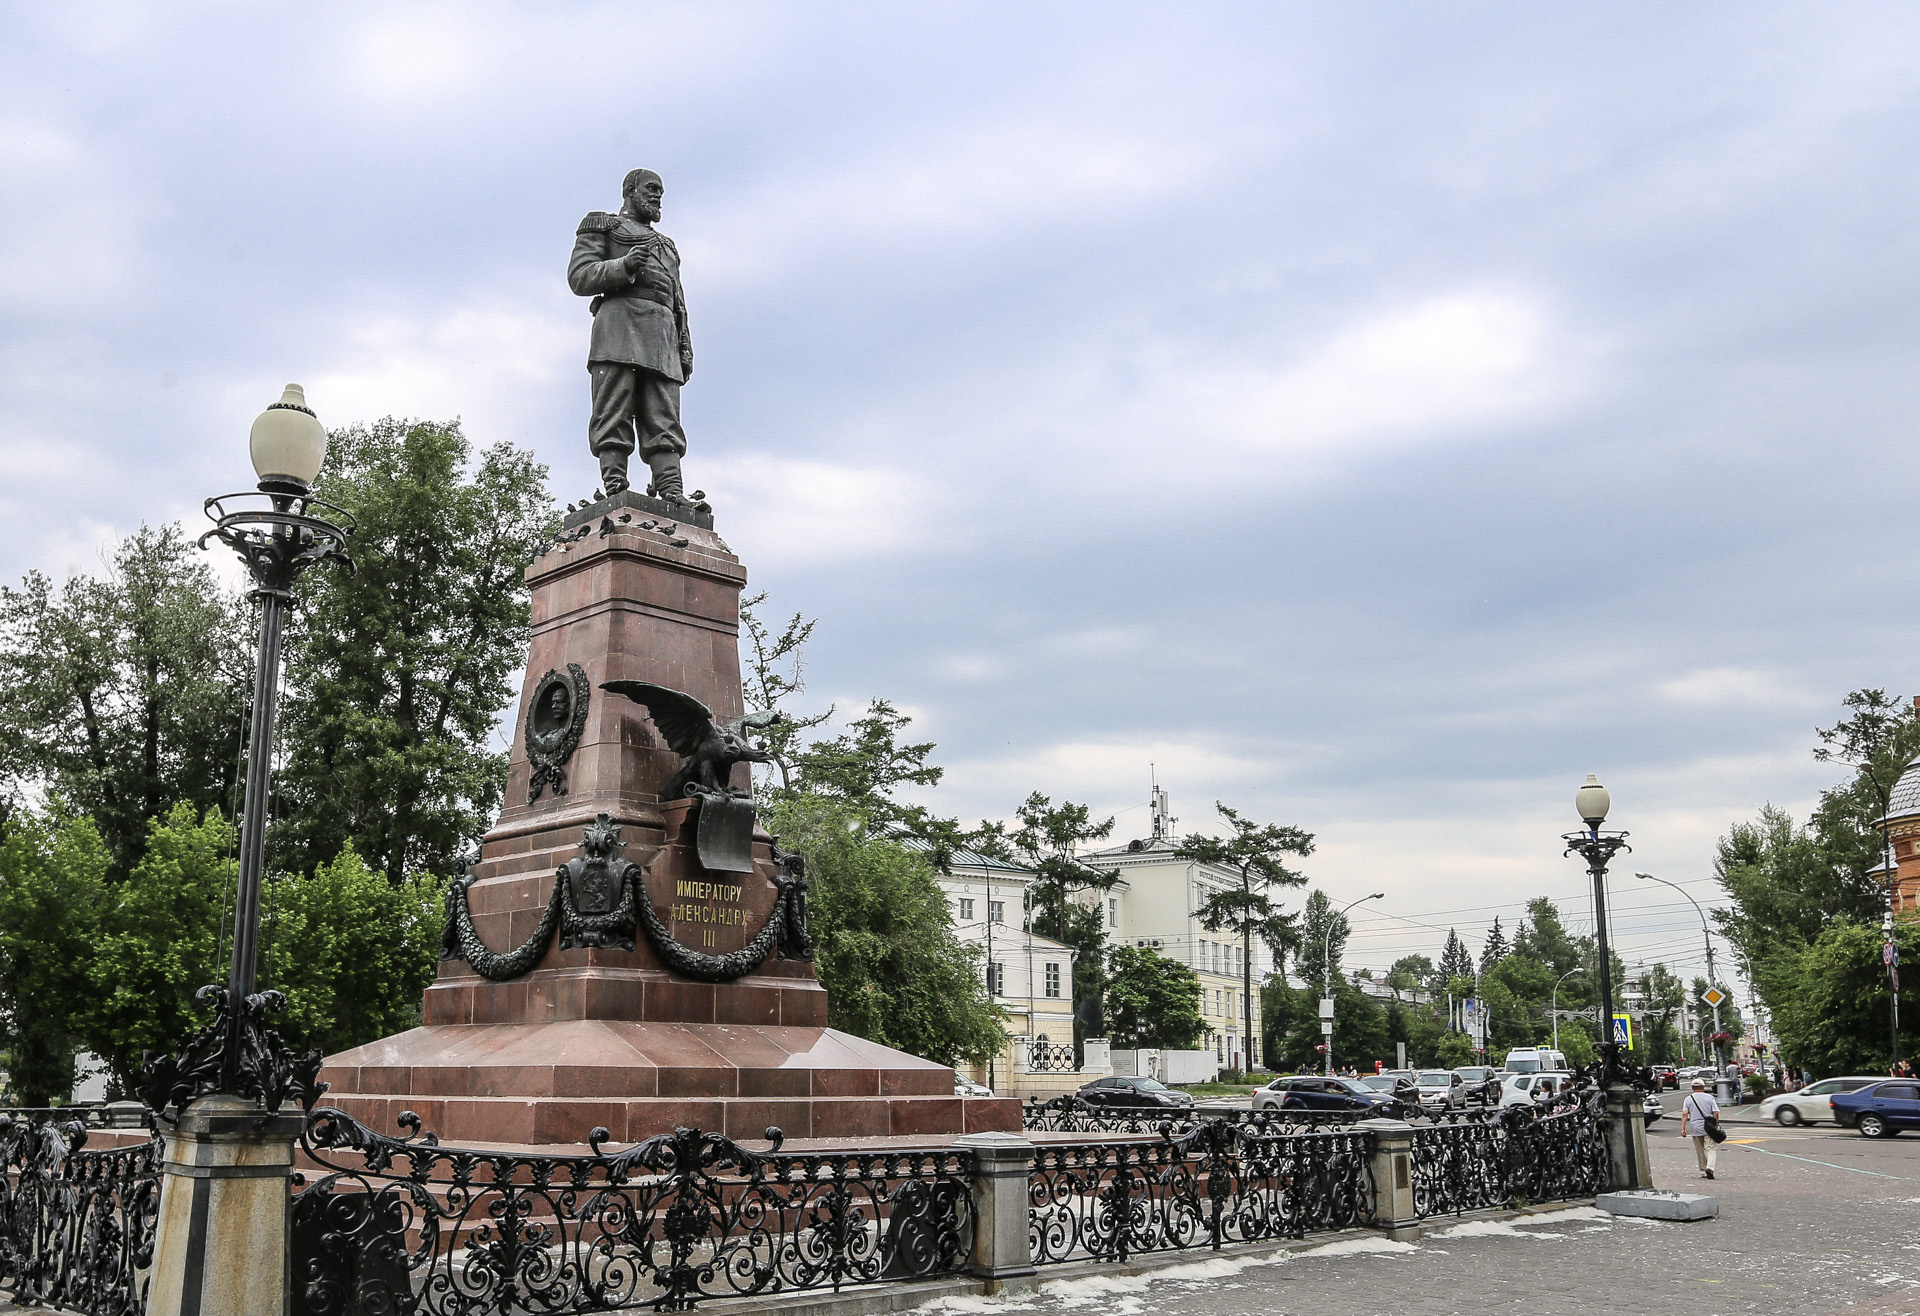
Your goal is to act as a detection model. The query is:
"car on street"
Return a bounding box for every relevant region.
[1356,1075,1398,1093]
[1497,1072,1574,1109]
[955,1076,994,1097]
[1415,1070,1463,1108]
[1642,1090,1665,1122]
[1758,1077,1881,1127]
[1253,1075,1402,1114]
[1451,1065,1502,1105]
[1074,1075,1196,1110]
[1651,1065,1678,1090]
[1830,1079,1920,1138]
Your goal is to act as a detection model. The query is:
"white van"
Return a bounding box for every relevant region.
[1502,1047,1567,1074]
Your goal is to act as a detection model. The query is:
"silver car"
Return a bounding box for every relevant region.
[1758,1076,1880,1127]
[1415,1070,1461,1109]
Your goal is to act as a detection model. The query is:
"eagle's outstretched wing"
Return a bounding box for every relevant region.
[600,680,716,756]
[724,709,785,736]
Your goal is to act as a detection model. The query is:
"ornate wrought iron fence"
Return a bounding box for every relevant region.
[1022,1094,1377,1135]
[1025,1036,1076,1073]
[291,1107,975,1313]
[0,1112,162,1316]
[1409,1096,1609,1218]
[1028,1118,1375,1264]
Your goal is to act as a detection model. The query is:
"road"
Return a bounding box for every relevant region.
[932,1092,1920,1316]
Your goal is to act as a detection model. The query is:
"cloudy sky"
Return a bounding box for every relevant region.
[6,3,1918,997]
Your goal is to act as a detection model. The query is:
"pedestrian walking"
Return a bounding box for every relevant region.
[1681,1077,1721,1180]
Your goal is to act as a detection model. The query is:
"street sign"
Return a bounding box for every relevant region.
[1702,987,1726,1008]
[1320,1021,1334,1035]
[1886,941,1899,967]
[1319,998,1335,1019]
[1611,1013,1634,1048]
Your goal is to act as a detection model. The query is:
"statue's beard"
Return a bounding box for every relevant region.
[628,200,662,223]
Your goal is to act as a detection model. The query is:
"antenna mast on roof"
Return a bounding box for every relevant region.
[1149,765,1175,842]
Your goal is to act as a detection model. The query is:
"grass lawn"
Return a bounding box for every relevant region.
[1174,1082,1261,1097]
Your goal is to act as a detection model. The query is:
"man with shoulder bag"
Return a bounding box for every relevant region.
[1681,1077,1724,1179]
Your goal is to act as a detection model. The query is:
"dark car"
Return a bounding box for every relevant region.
[1832,1080,1920,1138]
[1252,1075,1400,1114]
[1074,1076,1195,1110]
[1651,1065,1678,1090]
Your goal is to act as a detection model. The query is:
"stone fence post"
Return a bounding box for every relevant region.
[1603,1086,1653,1191]
[1356,1118,1419,1239]
[147,1094,303,1316]
[954,1131,1038,1294]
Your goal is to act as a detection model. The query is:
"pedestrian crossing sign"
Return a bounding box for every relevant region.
[1702,987,1726,1008]
[1611,1013,1634,1048]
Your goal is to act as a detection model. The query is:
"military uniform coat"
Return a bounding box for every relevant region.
[569,211,691,382]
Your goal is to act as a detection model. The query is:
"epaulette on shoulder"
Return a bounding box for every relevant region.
[577,211,621,234]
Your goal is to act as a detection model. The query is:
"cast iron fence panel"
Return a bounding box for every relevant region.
[1028,1118,1375,1265]
[1025,1037,1076,1073]
[1408,1096,1609,1219]
[0,1112,161,1316]
[291,1107,974,1313]
[1022,1095,1374,1136]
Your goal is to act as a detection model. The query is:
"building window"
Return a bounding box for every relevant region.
[958,898,974,921]
[988,962,1004,995]
[1044,963,1061,997]
[1109,898,1118,927]
[1227,992,1235,1020]
[988,901,1005,924]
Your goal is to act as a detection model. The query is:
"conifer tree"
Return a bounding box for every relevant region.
[1479,917,1508,972]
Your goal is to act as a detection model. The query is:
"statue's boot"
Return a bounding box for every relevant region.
[647,451,687,505]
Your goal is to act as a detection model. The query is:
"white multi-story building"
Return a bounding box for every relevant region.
[1081,787,1270,1072]
[911,841,1093,1093]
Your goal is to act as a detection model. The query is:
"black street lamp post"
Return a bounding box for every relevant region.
[1563,774,1631,1084]
[142,384,353,1117]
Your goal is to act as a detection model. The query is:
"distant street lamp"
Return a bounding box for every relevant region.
[1563,775,1630,1084]
[1551,967,1585,1055]
[1634,870,1731,1095]
[142,385,354,1116]
[1323,892,1385,1076]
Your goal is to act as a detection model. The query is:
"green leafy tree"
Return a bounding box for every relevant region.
[769,794,1005,1066]
[1812,689,1920,886]
[1634,963,1687,1063]
[1286,976,1389,1072]
[1175,802,1313,1072]
[259,847,441,1056]
[0,804,110,1103]
[1510,898,1585,978]
[1105,945,1205,1049]
[1387,954,1433,996]
[1758,920,1913,1074]
[1296,890,1350,1001]
[276,419,556,884]
[738,592,832,791]
[0,524,249,875]
[83,803,234,1093]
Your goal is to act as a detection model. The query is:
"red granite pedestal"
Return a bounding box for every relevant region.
[320,499,1020,1144]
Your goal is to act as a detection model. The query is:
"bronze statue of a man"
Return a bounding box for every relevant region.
[569,169,693,501]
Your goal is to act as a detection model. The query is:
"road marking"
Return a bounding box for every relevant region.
[1726,1144,1910,1180]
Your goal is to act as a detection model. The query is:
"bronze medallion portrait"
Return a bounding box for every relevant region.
[525,663,591,802]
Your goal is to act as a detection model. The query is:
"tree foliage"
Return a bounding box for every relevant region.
[1104,945,1204,1049]
[260,847,442,1056]
[83,803,235,1093]
[768,794,1005,1065]
[1714,689,1920,1068]
[276,419,556,883]
[0,804,110,1104]
[0,525,249,875]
